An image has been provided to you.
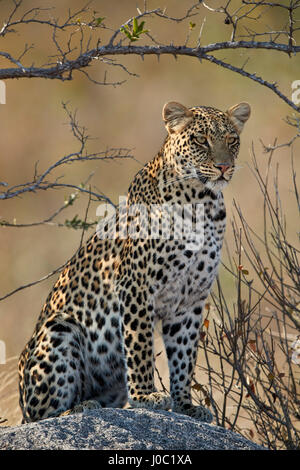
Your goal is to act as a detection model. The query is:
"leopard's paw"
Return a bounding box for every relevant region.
[60,399,101,417]
[173,403,213,423]
[129,392,171,411]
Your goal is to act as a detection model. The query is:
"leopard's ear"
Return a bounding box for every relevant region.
[226,102,251,134]
[162,101,194,134]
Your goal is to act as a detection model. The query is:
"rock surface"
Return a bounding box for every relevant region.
[0,408,265,450]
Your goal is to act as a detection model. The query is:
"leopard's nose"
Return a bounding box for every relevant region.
[214,163,231,174]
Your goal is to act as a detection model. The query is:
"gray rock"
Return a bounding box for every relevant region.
[0,408,265,450]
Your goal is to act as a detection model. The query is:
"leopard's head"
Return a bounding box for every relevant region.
[162,100,251,192]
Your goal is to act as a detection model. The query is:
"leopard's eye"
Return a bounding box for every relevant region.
[195,136,208,146]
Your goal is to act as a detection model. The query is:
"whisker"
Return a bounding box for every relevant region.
[159,173,198,188]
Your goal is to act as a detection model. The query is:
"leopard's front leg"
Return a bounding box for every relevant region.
[162,305,213,423]
[118,286,171,411]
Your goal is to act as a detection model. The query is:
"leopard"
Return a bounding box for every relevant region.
[18,100,250,423]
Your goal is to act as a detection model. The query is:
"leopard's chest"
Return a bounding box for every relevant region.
[154,196,226,317]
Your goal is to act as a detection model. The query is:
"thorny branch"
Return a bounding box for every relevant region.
[0,1,300,110]
[0,102,133,205]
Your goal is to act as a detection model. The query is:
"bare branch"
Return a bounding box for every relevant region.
[0,261,68,302]
[0,102,133,204]
[0,1,300,109]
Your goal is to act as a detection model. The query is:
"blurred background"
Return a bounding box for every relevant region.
[0,0,299,426]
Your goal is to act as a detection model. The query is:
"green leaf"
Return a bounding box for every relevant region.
[133,17,138,35]
[138,21,145,32]
[95,16,105,25]
[120,18,148,42]
[120,27,132,40]
[64,215,93,230]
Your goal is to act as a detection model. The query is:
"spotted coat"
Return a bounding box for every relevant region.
[18,100,250,422]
